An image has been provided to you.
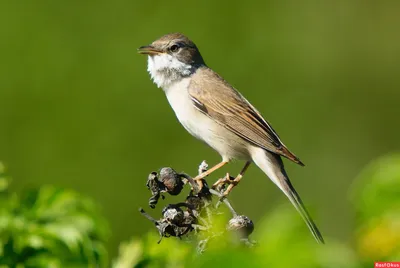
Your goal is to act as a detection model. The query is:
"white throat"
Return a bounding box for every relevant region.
[147,54,194,89]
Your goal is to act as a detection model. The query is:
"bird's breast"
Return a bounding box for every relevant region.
[163,78,251,161]
[164,78,205,139]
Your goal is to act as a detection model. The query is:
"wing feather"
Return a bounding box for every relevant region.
[188,68,304,166]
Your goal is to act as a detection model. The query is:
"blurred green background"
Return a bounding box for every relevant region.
[1,0,400,263]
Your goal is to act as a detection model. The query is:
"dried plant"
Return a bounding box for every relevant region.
[140,161,255,252]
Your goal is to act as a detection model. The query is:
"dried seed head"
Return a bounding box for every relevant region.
[186,195,205,211]
[183,210,197,225]
[162,205,184,224]
[146,172,160,192]
[227,215,254,238]
[160,167,184,195]
[146,171,165,208]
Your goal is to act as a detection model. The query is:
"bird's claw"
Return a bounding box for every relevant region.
[212,173,235,191]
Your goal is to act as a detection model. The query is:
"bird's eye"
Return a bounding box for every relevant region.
[169,44,179,52]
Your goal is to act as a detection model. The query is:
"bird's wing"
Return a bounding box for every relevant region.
[188,68,304,166]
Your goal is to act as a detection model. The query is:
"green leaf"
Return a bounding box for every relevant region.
[350,154,400,262]
[0,177,109,267]
[113,239,143,268]
[351,154,400,221]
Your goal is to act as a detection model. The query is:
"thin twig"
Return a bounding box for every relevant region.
[139,208,158,224]
[179,173,199,193]
[209,189,237,217]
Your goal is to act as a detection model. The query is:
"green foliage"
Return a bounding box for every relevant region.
[113,209,358,268]
[350,155,400,263]
[0,163,109,268]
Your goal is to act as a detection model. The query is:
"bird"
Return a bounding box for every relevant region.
[138,33,324,244]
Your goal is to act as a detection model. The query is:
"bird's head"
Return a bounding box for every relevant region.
[138,33,205,88]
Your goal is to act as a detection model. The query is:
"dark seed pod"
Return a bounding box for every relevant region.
[146,172,160,192]
[162,205,185,225]
[186,195,205,211]
[176,211,197,236]
[148,193,160,209]
[227,215,254,238]
[146,171,165,208]
[183,210,197,225]
[157,221,178,238]
[159,167,184,195]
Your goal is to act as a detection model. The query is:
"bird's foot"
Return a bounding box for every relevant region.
[212,173,235,192]
[212,173,242,199]
[222,182,239,197]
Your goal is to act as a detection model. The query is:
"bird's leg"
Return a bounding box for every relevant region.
[196,179,204,190]
[193,161,228,181]
[222,161,251,197]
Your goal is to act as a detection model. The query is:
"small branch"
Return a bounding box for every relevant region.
[139,208,158,224]
[179,173,199,193]
[209,189,238,217]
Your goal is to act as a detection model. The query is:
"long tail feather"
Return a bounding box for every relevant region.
[279,168,325,244]
[251,147,325,244]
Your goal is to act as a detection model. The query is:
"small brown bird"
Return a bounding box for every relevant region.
[138,33,324,244]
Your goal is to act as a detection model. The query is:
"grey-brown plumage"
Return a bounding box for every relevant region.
[138,33,324,244]
[188,67,304,166]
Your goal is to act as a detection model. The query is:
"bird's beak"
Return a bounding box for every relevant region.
[137,45,163,55]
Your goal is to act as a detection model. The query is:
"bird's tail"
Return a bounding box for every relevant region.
[251,147,325,244]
